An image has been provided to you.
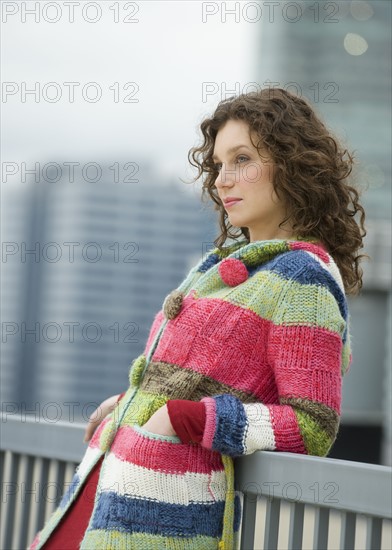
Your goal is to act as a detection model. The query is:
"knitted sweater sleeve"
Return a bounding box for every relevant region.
[170,262,351,458]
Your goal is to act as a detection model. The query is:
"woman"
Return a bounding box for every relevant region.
[30,87,367,549]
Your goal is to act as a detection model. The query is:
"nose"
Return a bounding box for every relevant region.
[214,163,238,189]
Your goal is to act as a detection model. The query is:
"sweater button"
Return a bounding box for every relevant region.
[218,258,248,286]
[128,354,147,387]
[163,290,185,320]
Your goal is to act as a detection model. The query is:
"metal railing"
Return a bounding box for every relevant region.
[1,415,391,550]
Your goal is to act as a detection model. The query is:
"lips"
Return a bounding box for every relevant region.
[223,198,242,207]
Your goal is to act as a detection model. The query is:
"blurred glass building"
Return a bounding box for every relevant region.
[1,164,217,422]
[257,0,391,464]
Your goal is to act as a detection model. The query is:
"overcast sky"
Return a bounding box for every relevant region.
[2,1,259,184]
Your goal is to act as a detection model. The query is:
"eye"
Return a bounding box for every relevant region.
[236,155,249,163]
[213,162,222,171]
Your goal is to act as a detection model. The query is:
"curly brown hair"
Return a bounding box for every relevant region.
[186,87,369,296]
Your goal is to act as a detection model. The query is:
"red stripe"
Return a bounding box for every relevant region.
[268,404,307,454]
[110,425,224,474]
[152,297,276,400]
[269,324,342,412]
[200,397,217,449]
[153,296,341,410]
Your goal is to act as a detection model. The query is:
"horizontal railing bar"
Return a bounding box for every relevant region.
[1,414,86,462]
[234,451,392,519]
[2,415,391,520]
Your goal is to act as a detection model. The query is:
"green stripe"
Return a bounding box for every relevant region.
[194,271,345,336]
[295,409,335,456]
[193,270,233,297]
[280,397,339,440]
[212,240,246,259]
[81,530,221,549]
[341,337,351,375]
[232,240,290,267]
[120,390,168,427]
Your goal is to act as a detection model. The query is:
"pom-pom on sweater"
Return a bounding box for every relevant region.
[30,237,352,550]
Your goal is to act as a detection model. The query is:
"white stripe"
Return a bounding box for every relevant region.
[99,452,227,504]
[75,445,103,479]
[242,403,276,454]
[303,250,345,293]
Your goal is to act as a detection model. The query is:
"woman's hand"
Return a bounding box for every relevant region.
[83,394,121,443]
[141,404,177,437]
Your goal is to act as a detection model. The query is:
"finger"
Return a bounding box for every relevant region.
[83,427,92,443]
[83,418,98,442]
[83,400,118,443]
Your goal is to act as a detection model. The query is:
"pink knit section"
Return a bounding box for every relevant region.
[268,404,307,454]
[268,324,342,412]
[153,296,278,401]
[110,425,224,474]
[200,397,217,450]
[218,258,248,286]
[289,241,330,264]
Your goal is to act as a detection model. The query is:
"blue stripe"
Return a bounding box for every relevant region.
[91,491,242,537]
[248,250,348,342]
[212,395,248,456]
[59,473,80,509]
[198,253,220,273]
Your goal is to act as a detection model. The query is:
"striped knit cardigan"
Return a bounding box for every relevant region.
[30,237,352,550]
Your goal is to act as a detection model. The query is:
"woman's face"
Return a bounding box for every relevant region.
[212,119,294,242]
